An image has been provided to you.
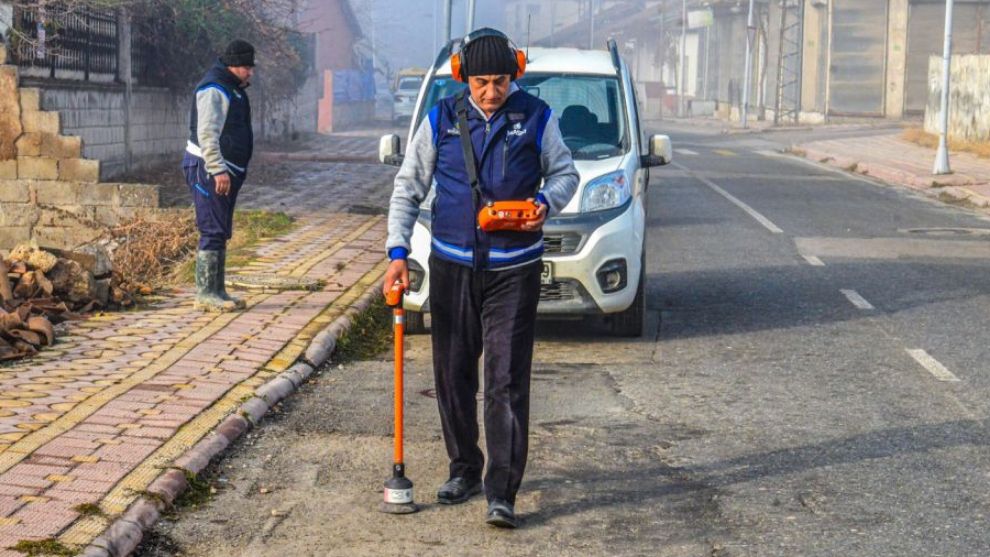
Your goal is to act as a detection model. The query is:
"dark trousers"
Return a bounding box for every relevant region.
[429,254,542,505]
[183,154,244,251]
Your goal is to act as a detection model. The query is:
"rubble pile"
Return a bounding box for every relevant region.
[0,242,128,361]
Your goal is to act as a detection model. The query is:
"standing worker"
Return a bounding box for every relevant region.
[183,40,256,312]
[383,28,579,528]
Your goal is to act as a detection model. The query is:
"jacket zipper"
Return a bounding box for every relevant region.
[502,138,508,179]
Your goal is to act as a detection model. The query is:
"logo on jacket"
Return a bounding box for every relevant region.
[507,122,528,137]
[446,127,461,136]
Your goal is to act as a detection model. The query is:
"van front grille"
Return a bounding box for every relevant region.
[544,233,582,255]
[540,280,581,302]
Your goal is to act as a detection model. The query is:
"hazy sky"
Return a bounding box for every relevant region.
[355,0,505,74]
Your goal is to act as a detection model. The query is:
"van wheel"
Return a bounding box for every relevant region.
[610,267,645,337]
[405,310,428,335]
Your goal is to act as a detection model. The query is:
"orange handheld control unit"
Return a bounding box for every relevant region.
[477,200,543,232]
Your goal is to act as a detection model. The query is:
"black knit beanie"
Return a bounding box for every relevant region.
[221,39,255,67]
[462,33,518,79]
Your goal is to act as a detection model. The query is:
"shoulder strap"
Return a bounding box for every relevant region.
[455,92,484,209]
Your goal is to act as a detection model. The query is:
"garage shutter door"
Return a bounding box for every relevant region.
[829,0,887,116]
[905,1,990,113]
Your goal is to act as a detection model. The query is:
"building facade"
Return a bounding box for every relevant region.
[505,0,990,122]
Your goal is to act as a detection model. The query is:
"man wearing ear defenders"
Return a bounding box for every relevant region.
[384,28,579,528]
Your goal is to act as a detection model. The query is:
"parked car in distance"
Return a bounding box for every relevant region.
[379,40,672,336]
[392,68,426,124]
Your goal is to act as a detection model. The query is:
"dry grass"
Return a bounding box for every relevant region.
[108,210,198,292]
[903,127,990,159]
[108,209,295,292]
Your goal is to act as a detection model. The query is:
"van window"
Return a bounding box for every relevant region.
[397,77,423,91]
[419,74,629,160]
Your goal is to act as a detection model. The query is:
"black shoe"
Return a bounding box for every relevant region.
[436,477,482,505]
[485,499,518,529]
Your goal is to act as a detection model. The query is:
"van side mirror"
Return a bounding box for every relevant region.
[379,134,404,166]
[641,134,673,167]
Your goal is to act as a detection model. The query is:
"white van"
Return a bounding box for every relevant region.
[392,69,425,124]
[379,40,672,336]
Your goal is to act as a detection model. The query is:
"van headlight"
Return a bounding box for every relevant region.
[581,170,630,213]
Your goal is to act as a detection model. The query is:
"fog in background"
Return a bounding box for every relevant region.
[356,0,505,75]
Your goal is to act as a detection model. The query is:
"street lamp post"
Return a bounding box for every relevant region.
[934,0,955,175]
[590,0,596,49]
[443,0,452,43]
[433,0,439,54]
[679,0,687,117]
[467,0,476,34]
[741,0,756,128]
[551,0,556,48]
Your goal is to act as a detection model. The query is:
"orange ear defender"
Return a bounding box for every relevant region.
[450,28,526,83]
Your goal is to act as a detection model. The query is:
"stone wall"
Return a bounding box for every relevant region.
[0,45,160,251]
[0,180,159,250]
[925,54,990,142]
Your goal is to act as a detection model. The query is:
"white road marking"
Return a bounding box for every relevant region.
[676,148,699,156]
[674,162,784,234]
[802,255,825,267]
[906,349,961,382]
[840,289,875,310]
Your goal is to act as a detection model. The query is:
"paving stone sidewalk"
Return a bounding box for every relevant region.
[794,132,990,207]
[0,135,395,555]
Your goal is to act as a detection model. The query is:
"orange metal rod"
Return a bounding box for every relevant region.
[393,307,405,465]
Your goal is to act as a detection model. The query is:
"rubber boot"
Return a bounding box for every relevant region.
[217,249,246,310]
[194,250,237,313]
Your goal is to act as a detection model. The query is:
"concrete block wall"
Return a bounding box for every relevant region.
[256,74,319,139]
[925,54,990,142]
[35,83,187,180]
[39,78,318,178]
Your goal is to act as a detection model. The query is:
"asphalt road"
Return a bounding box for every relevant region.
[139,124,990,556]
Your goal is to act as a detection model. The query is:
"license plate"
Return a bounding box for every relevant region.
[541,262,553,285]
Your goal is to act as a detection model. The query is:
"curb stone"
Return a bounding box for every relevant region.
[79,281,384,556]
[791,146,990,210]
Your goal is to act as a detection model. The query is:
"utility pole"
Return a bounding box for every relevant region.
[773,0,787,126]
[433,0,439,54]
[467,0,476,34]
[444,0,452,43]
[589,0,596,49]
[934,0,955,175]
[679,0,687,117]
[741,0,755,128]
[371,7,377,77]
[550,0,556,48]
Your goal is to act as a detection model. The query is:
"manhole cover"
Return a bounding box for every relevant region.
[225,274,324,292]
[901,228,990,237]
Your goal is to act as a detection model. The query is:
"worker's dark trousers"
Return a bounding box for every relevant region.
[429,254,541,505]
[183,153,244,251]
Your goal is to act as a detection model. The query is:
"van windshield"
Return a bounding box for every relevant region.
[397,77,423,91]
[420,74,629,160]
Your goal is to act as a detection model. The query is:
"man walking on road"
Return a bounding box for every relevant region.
[384,28,579,528]
[183,40,256,312]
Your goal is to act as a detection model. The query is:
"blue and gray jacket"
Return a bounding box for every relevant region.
[185,61,253,177]
[387,85,579,270]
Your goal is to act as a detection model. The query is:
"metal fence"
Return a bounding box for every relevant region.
[9,4,119,81]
